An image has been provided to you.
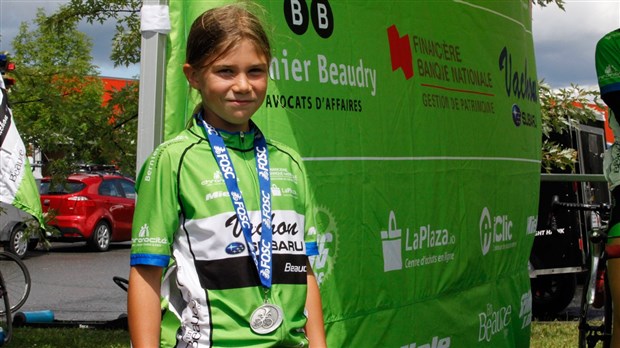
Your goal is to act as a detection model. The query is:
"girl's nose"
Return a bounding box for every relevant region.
[233,74,251,93]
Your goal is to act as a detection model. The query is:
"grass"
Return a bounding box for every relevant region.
[531,321,579,348]
[9,327,130,348]
[0,321,596,347]
[531,320,615,348]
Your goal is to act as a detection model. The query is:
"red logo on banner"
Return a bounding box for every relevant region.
[387,25,413,80]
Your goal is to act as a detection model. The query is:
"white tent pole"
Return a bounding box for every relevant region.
[136,0,168,175]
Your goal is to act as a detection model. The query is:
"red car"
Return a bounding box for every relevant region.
[40,171,136,251]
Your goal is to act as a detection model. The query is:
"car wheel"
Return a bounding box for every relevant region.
[89,221,111,252]
[8,225,28,259]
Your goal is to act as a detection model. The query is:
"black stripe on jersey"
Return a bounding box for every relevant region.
[177,139,205,262]
[195,254,308,290]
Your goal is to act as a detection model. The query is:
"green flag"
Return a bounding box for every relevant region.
[0,87,44,228]
[164,1,540,346]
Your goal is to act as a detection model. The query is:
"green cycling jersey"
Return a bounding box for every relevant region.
[131,118,319,347]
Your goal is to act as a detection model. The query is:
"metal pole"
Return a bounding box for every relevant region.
[540,173,607,182]
[136,0,168,175]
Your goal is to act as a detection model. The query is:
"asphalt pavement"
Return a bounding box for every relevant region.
[18,241,131,322]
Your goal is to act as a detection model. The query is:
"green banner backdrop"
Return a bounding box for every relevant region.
[164,1,541,346]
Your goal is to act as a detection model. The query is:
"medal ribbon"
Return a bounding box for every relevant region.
[198,115,274,288]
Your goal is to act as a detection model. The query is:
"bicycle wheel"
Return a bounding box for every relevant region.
[0,251,30,314]
[578,268,592,348]
[0,272,13,346]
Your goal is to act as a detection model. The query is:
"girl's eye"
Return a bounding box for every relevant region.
[248,68,266,76]
[216,68,234,76]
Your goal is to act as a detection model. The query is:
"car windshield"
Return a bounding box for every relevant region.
[39,180,86,195]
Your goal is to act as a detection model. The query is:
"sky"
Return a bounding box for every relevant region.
[0,1,619,88]
[0,0,140,78]
[532,1,620,90]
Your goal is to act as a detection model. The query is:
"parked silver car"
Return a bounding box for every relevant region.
[0,202,39,258]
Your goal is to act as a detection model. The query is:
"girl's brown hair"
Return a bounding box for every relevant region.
[186,3,272,69]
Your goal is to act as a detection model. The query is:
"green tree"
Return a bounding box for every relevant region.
[539,83,603,172]
[9,9,136,177]
[534,0,565,9]
[46,0,141,68]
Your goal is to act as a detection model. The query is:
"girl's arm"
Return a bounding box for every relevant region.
[128,264,164,348]
[305,261,327,347]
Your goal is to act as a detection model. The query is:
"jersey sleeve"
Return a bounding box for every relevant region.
[130,143,182,267]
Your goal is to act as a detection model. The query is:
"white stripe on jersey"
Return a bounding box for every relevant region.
[181,209,307,260]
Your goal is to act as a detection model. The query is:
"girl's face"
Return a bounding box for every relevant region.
[184,39,269,132]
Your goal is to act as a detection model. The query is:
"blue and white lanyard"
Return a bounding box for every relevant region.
[198,116,274,288]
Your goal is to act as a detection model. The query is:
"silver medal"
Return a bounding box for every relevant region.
[250,303,283,334]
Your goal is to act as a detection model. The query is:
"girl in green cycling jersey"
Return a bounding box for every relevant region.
[127,4,327,347]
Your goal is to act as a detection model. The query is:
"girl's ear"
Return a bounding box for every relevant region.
[183,63,201,89]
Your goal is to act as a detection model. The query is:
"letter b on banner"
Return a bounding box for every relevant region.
[284,0,309,35]
[284,0,334,38]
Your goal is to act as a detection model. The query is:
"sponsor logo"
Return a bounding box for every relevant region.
[271,184,298,199]
[8,148,24,182]
[270,0,376,100]
[133,223,168,246]
[225,242,246,255]
[308,205,339,286]
[604,64,620,80]
[400,336,451,348]
[226,212,300,239]
[387,25,413,80]
[256,145,270,181]
[201,171,224,187]
[380,211,403,271]
[380,211,456,273]
[260,191,272,227]
[519,291,532,329]
[512,104,521,126]
[479,207,515,256]
[270,168,298,183]
[232,198,252,230]
[143,135,187,182]
[205,191,230,201]
[138,223,149,237]
[214,149,235,180]
[252,240,305,252]
[0,102,11,148]
[479,303,512,342]
[387,25,496,115]
[284,262,307,273]
[204,122,218,135]
[259,239,272,280]
[526,215,537,235]
[536,227,565,237]
[178,299,202,345]
[284,0,334,38]
[498,46,537,102]
[511,103,536,128]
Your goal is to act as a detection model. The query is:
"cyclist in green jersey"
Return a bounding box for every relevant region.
[596,28,620,348]
[127,4,327,347]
